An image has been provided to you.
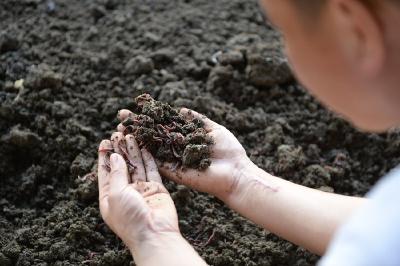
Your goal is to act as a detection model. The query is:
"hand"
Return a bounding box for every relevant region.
[117,108,253,201]
[97,133,179,250]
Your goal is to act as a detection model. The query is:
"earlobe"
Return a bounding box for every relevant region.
[330,0,385,77]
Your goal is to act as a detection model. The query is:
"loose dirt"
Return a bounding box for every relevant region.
[1,0,400,265]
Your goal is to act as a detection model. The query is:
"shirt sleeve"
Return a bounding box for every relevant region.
[319,167,400,266]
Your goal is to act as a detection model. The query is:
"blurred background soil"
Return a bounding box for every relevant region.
[1,0,400,265]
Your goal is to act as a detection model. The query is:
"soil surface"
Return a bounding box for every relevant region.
[1,0,400,265]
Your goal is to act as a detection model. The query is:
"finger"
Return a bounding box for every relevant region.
[125,135,146,182]
[109,153,130,195]
[111,132,124,155]
[98,140,112,199]
[141,148,162,183]
[157,161,201,188]
[180,108,219,132]
[117,123,125,133]
[117,109,135,122]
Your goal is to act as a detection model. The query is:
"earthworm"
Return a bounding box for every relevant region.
[170,161,181,172]
[124,125,138,135]
[164,121,177,131]
[201,229,216,247]
[171,145,182,158]
[118,140,137,175]
[80,172,96,181]
[98,148,114,153]
[152,135,164,144]
[103,153,112,172]
[157,124,170,134]
[175,132,185,144]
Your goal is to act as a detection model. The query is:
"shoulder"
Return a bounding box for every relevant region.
[319,167,400,266]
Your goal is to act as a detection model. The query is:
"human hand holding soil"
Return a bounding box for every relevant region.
[118,106,365,255]
[98,134,206,266]
[118,94,213,170]
[117,107,252,201]
[98,134,178,247]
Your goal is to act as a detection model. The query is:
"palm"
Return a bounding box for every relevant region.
[98,135,179,248]
[137,182,179,233]
[158,113,249,199]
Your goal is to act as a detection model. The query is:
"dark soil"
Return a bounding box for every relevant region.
[1,0,400,265]
[121,94,212,170]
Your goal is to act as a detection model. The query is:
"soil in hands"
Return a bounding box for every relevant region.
[120,93,213,170]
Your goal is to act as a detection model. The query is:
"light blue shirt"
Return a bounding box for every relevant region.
[319,167,400,266]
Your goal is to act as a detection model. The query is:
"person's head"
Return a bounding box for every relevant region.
[260,0,400,132]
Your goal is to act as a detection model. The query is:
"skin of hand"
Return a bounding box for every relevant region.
[98,134,206,266]
[117,108,365,255]
[117,108,253,202]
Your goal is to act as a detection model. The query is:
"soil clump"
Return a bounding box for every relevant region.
[120,94,212,170]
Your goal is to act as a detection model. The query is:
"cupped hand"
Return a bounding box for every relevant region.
[97,133,179,250]
[117,108,252,201]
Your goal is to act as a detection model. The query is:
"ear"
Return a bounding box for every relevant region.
[329,0,385,77]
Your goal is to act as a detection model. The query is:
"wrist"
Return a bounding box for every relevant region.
[223,159,277,206]
[128,231,184,258]
[129,231,207,266]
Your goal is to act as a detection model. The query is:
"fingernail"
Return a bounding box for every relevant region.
[110,153,119,166]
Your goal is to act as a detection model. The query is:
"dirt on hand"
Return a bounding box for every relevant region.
[120,94,213,170]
